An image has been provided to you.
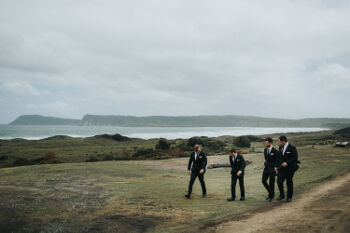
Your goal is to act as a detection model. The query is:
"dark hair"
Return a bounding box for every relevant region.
[279,135,288,142]
[230,148,236,153]
[265,137,273,143]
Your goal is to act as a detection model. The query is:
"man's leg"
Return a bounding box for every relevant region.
[238,175,245,198]
[187,170,198,196]
[286,172,294,199]
[269,171,276,198]
[277,172,285,199]
[262,170,270,196]
[231,174,237,199]
[198,173,207,195]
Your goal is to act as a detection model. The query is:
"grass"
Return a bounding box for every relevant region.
[1,130,350,232]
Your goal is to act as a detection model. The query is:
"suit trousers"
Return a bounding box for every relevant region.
[231,174,245,198]
[262,168,276,198]
[277,170,295,199]
[188,169,206,195]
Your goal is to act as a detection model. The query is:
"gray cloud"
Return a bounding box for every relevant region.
[0,0,350,123]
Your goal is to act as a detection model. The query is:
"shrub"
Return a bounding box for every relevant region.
[13,157,29,166]
[97,134,130,141]
[102,155,115,161]
[86,157,100,162]
[44,152,57,161]
[187,137,204,147]
[246,135,263,142]
[155,138,170,150]
[205,140,226,151]
[233,136,251,148]
[168,147,183,157]
[0,155,8,161]
[133,148,155,158]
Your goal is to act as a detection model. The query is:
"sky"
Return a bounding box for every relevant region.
[1,0,350,124]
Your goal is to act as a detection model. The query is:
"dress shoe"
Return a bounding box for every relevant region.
[240,197,245,201]
[227,197,235,201]
[267,197,273,202]
[202,194,207,198]
[276,196,285,201]
[286,198,292,202]
[185,194,191,199]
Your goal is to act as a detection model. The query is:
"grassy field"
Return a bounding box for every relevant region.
[0,134,230,167]
[1,130,350,232]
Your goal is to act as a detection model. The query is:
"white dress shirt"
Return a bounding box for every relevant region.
[282,142,289,155]
[267,146,273,155]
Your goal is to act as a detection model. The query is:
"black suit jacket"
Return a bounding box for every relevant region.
[264,147,280,171]
[229,153,246,175]
[278,143,298,173]
[187,151,207,171]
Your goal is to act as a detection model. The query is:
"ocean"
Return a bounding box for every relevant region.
[0,125,327,140]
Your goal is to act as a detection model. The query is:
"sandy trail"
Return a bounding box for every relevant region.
[211,172,350,233]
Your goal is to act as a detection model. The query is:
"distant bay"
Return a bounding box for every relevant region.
[0,125,327,140]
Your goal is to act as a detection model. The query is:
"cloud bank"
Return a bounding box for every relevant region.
[0,0,350,123]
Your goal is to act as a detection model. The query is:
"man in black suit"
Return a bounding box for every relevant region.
[227,148,246,201]
[262,137,279,201]
[277,135,299,202]
[185,144,207,199]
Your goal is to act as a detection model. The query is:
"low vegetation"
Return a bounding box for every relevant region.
[0,129,349,233]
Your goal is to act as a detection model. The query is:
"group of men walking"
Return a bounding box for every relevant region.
[185,135,299,203]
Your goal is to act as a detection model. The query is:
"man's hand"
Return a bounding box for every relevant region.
[187,170,191,175]
[237,170,242,176]
[282,162,287,167]
[200,169,204,174]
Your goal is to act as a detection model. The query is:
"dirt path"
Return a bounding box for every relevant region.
[210,172,350,233]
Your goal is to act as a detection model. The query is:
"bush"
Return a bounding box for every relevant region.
[44,152,57,161]
[155,138,170,150]
[246,135,263,142]
[118,151,132,160]
[187,137,204,147]
[97,134,130,141]
[0,155,8,161]
[205,140,226,151]
[86,157,100,162]
[133,148,155,158]
[233,136,251,148]
[102,155,115,161]
[13,157,29,166]
[168,147,183,157]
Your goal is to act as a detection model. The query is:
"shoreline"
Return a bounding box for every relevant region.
[0,126,329,141]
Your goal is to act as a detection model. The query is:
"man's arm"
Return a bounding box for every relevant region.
[202,152,207,170]
[187,153,193,171]
[286,146,298,165]
[240,155,246,172]
[274,148,280,168]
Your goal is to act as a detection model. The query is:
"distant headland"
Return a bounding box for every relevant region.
[8,114,350,128]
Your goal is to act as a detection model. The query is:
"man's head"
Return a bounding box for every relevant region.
[265,137,273,147]
[194,144,202,153]
[230,148,237,156]
[278,135,288,146]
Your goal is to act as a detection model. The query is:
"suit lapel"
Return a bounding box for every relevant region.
[284,144,289,155]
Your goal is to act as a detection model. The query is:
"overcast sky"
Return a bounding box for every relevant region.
[0,0,350,123]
